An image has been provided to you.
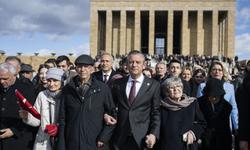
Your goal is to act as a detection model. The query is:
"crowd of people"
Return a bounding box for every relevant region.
[0,51,249,150]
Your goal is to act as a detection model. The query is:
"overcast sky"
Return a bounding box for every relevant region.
[0,0,249,60]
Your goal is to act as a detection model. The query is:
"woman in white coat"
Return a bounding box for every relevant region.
[19,68,67,150]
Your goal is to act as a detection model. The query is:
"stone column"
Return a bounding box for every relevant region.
[227,10,235,58]
[148,10,155,55]
[89,9,98,57]
[181,10,189,55]
[212,10,219,56]
[167,10,173,55]
[197,10,204,55]
[106,10,112,54]
[219,19,222,53]
[222,17,226,55]
[120,10,126,55]
[134,10,141,51]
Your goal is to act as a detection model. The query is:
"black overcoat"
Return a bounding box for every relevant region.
[56,75,117,150]
[198,96,232,150]
[0,78,36,150]
[239,75,250,148]
[158,100,206,150]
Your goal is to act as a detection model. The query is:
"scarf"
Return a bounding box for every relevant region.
[205,96,224,119]
[45,89,62,101]
[76,75,92,100]
[161,94,196,111]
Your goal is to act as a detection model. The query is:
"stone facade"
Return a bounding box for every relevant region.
[89,0,236,58]
[0,55,76,72]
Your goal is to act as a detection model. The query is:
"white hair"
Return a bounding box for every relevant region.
[0,62,16,75]
[161,76,183,92]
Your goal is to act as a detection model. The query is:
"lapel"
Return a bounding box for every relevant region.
[107,69,115,83]
[131,76,152,106]
[119,76,129,106]
[96,71,104,82]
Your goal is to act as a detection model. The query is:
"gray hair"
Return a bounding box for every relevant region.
[127,50,145,63]
[101,52,114,62]
[155,62,166,70]
[0,62,17,76]
[5,56,21,68]
[161,76,183,92]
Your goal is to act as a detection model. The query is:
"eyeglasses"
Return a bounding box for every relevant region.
[169,85,182,90]
[212,69,223,72]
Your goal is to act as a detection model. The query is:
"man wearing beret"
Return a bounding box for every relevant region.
[56,54,117,150]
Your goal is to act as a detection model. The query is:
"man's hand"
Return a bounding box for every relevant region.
[240,141,248,150]
[145,134,156,149]
[96,139,106,147]
[104,114,117,125]
[0,128,14,139]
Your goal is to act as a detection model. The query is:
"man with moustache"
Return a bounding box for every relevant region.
[93,53,120,86]
[112,50,161,150]
[154,62,168,83]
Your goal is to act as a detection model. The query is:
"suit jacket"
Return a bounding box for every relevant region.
[112,76,161,149]
[93,69,119,87]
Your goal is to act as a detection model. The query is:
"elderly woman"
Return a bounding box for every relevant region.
[198,78,232,150]
[19,68,67,150]
[196,61,238,133]
[159,77,206,150]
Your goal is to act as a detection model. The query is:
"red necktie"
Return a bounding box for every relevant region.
[104,75,108,84]
[129,80,137,105]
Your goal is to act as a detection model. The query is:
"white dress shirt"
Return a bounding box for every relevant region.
[126,74,145,99]
[102,70,112,82]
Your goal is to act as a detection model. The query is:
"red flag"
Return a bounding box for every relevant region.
[15,89,41,120]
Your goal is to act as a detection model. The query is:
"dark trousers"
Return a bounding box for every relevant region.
[113,136,149,150]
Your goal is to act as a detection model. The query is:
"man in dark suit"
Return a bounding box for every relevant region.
[112,50,161,150]
[93,52,120,86]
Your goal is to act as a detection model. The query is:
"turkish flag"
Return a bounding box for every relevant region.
[15,89,41,120]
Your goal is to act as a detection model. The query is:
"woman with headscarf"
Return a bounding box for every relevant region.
[19,68,67,150]
[196,61,238,133]
[198,78,232,150]
[158,77,206,150]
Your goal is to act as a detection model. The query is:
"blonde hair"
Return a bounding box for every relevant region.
[207,61,229,82]
[181,67,192,76]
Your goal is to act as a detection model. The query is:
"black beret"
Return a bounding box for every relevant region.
[203,78,225,96]
[20,64,33,72]
[75,54,94,66]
